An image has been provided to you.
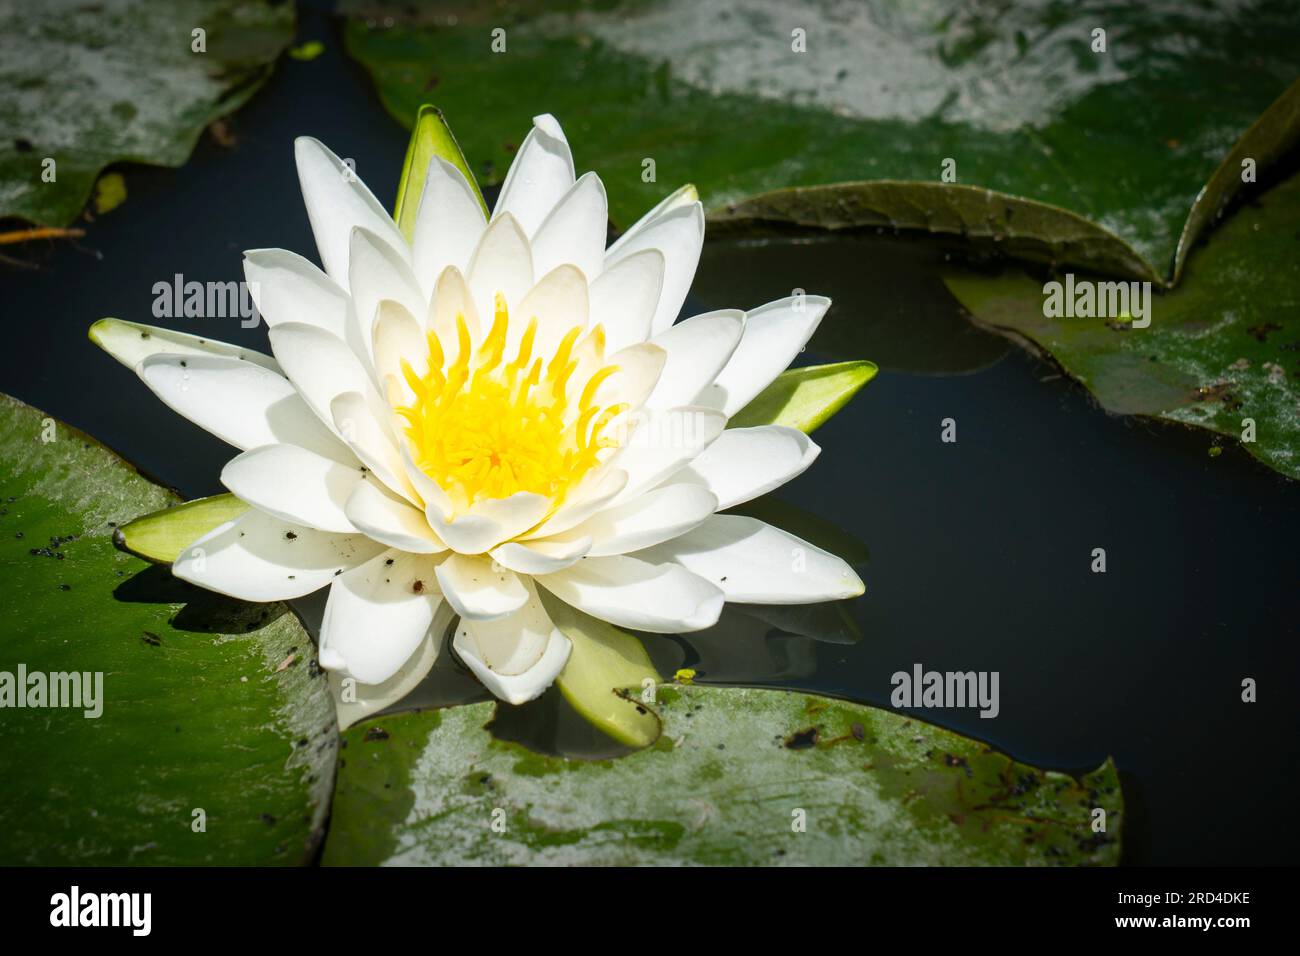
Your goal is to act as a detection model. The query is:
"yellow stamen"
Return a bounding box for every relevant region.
[394,296,628,510]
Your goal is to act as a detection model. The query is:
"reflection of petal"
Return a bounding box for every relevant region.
[739,600,862,646]
[674,607,819,683]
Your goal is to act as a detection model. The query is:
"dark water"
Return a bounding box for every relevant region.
[3,5,1297,866]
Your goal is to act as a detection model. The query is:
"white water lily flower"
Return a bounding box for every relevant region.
[118,114,863,704]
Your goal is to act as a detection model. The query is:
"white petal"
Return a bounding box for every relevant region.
[645,309,744,409]
[523,467,628,540]
[173,508,384,602]
[530,171,608,282]
[332,621,448,732]
[490,536,591,575]
[428,492,550,554]
[91,318,279,372]
[589,248,664,352]
[512,264,589,358]
[348,227,428,370]
[557,482,717,556]
[538,554,723,633]
[637,514,864,603]
[411,156,487,300]
[606,183,699,258]
[372,299,428,404]
[456,627,571,704]
[466,212,533,322]
[606,406,727,504]
[492,114,575,236]
[137,354,350,461]
[269,322,386,439]
[428,265,480,360]
[453,582,572,703]
[435,553,528,620]
[243,248,349,339]
[703,295,831,416]
[344,478,446,553]
[604,202,703,336]
[319,549,443,685]
[331,391,420,504]
[681,425,820,509]
[397,439,454,519]
[221,444,363,533]
[295,136,406,288]
[598,342,666,410]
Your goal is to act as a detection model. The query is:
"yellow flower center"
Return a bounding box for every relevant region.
[394,294,627,511]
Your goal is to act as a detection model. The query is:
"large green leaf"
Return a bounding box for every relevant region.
[0,395,336,864]
[341,0,1298,277]
[323,685,1121,865]
[944,169,1300,481]
[710,182,1161,283]
[1172,77,1300,285]
[0,0,294,226]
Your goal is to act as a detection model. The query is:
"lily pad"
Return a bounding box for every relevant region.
[944,169,1300,481]
[0,394,336,864]
[1173,77,1300,285]
[709,182,1160,283]
[322,684,1121,865]
[341,0,1298,276]
[0,0,294,226]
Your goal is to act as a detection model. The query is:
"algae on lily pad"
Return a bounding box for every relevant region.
[944,170,1300,481]
[342,0,1298,277]
[0,0,294,226]
[0,394,335,865]
[323,685,1121,866]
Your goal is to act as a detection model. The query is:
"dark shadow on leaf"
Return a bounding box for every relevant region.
[486,685,642,760]
[376,645,492,715]
[113,563,286,634]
